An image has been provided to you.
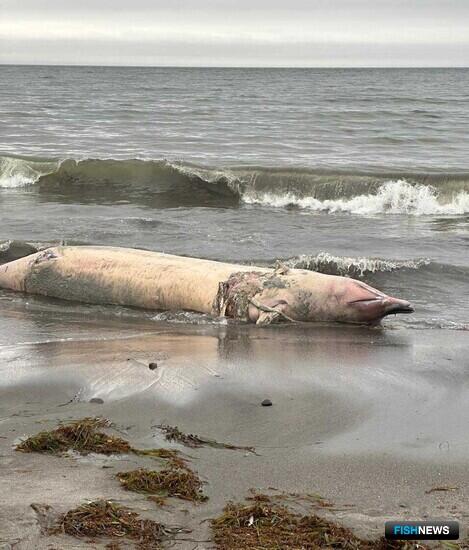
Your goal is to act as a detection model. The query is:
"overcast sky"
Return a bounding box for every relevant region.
[1,0,469,67]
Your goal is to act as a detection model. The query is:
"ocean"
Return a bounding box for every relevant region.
[0,66,468,330]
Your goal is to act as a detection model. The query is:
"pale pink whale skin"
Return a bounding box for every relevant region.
[0,246,413,325]
[245,269,412,324]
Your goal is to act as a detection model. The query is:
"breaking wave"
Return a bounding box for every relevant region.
[282,252,430,277]
[242,180,469,215]
[0,155,59,188]
[0,155,239,208]
[1,154,469,215]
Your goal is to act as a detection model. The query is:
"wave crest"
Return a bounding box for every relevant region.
[0,156,59,188]
[243,180,469,216]
[1,155,469,215]
[284,252,430,277]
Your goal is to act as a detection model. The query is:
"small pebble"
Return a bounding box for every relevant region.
[261,399,273,407]
[149,362,158,370]
[89,397,104,404]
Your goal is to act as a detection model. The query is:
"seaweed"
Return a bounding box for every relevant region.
[51,500,167,549]
[425,486,458,494]
[16,418,256,459]
[16,417,132,455]
[133,447,189,468]
[117,466,207,503]
[211,494,430,550]
[157,424,256,454]
[15,419,191,467]
[147,495,167,507]
[250,489,334,509]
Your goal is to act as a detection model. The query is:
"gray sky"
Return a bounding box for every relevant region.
[1,0,469,66]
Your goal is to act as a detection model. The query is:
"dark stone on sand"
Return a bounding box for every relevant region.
[149,362,158,370]
[89,398,104,404]
[261,399,273,407]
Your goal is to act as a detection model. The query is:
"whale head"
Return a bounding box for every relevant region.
[250,271,414,325]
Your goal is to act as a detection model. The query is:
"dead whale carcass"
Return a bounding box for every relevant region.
[0,246,413,325]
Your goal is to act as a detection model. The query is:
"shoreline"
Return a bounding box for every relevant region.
[1,311,468,547]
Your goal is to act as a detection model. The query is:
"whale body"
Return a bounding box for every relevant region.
[0,246,413,325]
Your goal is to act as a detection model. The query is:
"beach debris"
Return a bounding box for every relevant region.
[156,424,256,454]
[425,485,459,494]
[89,397,104,404]
[261,399,272,407]
[117,465,207,503]
[16,417,132,455]
[49,499,172,549]
[57,392,82,407]
[134,447,189,468]
[148,496,167,507]
[15,417,197,467]
[149,362,158,370]
[211,493,430,549]
[156,424,206,448]
[260,489,333,509]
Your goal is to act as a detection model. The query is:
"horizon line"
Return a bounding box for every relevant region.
[1,62,469,69]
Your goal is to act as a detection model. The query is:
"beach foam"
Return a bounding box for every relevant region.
[242,179,469,216]
[284,252,430,277]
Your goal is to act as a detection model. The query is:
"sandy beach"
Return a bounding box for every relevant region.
[1,294,468,548]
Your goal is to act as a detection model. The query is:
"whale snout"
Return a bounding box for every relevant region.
[382,296,414,315]
[349,295,414,321]
[345,281,413,323]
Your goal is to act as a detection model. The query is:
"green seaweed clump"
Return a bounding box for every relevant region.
[16,418,195,464]
[134,447,188,468]
[211,494,429,550]
[52,499,167,549]
[16,417,132,455]
[117,465,207,503]
[157,423,256,453]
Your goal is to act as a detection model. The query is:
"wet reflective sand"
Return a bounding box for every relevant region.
[1,300,468,547]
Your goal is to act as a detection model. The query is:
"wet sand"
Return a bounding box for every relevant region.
[1,300,468,548]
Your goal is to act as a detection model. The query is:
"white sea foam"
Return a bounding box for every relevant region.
[0,156,58,188]
[285,252,429,277]
[152,310,228,325]
[242,179,469,216]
